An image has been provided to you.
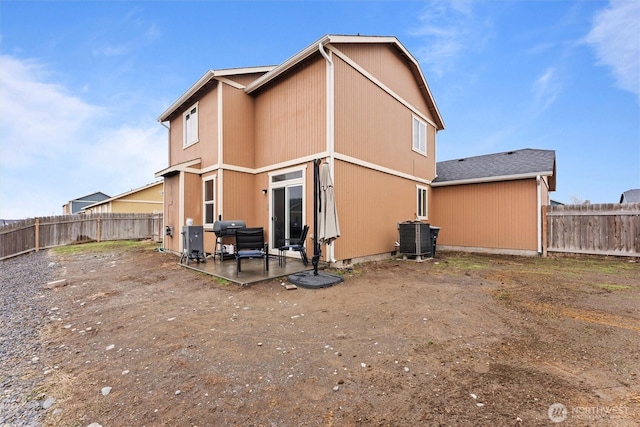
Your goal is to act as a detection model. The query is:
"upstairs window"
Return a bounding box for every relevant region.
[417,185,428,219]
[183,103,199,147]
[412,116,427,155]
[203,177,215,227]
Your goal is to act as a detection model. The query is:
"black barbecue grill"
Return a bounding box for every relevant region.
[213,220,246,260]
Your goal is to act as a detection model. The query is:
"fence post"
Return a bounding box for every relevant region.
[541,205,548,257]
[35,217,40,252]
[97,215,101,242]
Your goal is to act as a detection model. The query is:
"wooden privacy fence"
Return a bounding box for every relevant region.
[0,213,163,260]
[546,203,640,257]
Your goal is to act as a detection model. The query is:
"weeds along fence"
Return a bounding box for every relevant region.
[546,203,640,257]
[0,213,163,260]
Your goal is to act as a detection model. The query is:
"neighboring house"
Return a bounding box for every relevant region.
[82,181,164,214]
[620,189,640,203]
[431,149,556,255]
[63,192,110,214]
[155,34,445,264]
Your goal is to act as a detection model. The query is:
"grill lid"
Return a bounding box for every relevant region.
[213,220,246,236]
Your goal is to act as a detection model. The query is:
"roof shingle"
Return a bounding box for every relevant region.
[433,148,555,185]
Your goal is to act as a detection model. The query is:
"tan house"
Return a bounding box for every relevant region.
[431,149,556,255]
[155,34,445,264]
[82,181,164,214]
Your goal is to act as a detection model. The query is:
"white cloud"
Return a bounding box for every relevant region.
[411,0,493,77]
[0,54,104,169]
[80,124,167,191]
[586,0,640,100]
[0,54,166,219]
[533,67,560,111]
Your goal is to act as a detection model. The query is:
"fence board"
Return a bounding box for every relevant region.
[0,213,163,260]
[546,203,640,256]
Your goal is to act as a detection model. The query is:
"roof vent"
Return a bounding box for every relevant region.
[458,158,465,162]
[506,151,515,155]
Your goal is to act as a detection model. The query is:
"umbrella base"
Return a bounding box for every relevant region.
[287,271,343,289]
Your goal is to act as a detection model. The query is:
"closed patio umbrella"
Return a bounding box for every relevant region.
[287,159,342,288]
[318,161,340,246]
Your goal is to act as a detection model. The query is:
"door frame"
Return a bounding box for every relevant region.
[268,165,307,256]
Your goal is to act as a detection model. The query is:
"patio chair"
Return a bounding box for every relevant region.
[234,227,269,276]
[278,225,309,267]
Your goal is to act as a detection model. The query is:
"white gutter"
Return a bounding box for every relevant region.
[537,175,542,255]
[318,42,337,264]
[430,171,554,187]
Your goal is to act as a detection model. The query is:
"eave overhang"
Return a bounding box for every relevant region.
[154,158,202,178]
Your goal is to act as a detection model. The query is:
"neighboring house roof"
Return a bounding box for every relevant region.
[82,181,163,210]
[157,34,445,131]
[68,191,110,203]
[432,148,556,189]
[620,189,640,203]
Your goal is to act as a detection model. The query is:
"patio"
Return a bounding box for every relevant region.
[180,254,318,286]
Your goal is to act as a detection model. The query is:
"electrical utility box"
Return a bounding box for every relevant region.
[180,225,206,264]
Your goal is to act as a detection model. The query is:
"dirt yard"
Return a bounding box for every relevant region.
[37,241,639,426]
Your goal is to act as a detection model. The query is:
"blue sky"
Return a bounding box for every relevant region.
[1,0,638,219]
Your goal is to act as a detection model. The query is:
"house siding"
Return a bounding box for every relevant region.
[169,84,219,167]
[254,55,326,167]
[334,52,436,181]
[221,170,260,227]
[225,72,269,87]
[223,85,256,168]
[431,179,539,252]
[333,43,432,120]
[183,171,202,230]
[333,159,418,261]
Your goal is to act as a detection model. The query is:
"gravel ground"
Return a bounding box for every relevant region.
[1,250,56,427]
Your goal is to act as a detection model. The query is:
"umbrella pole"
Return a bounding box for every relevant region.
[312,159,321,275]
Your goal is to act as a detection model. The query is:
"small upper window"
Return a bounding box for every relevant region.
[183,103,199,147]
[412,116,427,155]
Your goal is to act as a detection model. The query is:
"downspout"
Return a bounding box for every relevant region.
[217,82,224,222]
[318,42,337,263]
[536,175,542,255]
[160,121,170,250]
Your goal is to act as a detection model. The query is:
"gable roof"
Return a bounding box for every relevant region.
[157,66,275,122]
[68,191,110,203]
[245,34,445,130]
[620,189,640,203]
[158,34,445,130]
[432,148,556,189]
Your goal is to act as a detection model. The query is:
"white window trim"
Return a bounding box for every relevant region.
[203,175,215,229]
[183,102,199,148]
[412,115,427,156]
[417,185,428,220]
